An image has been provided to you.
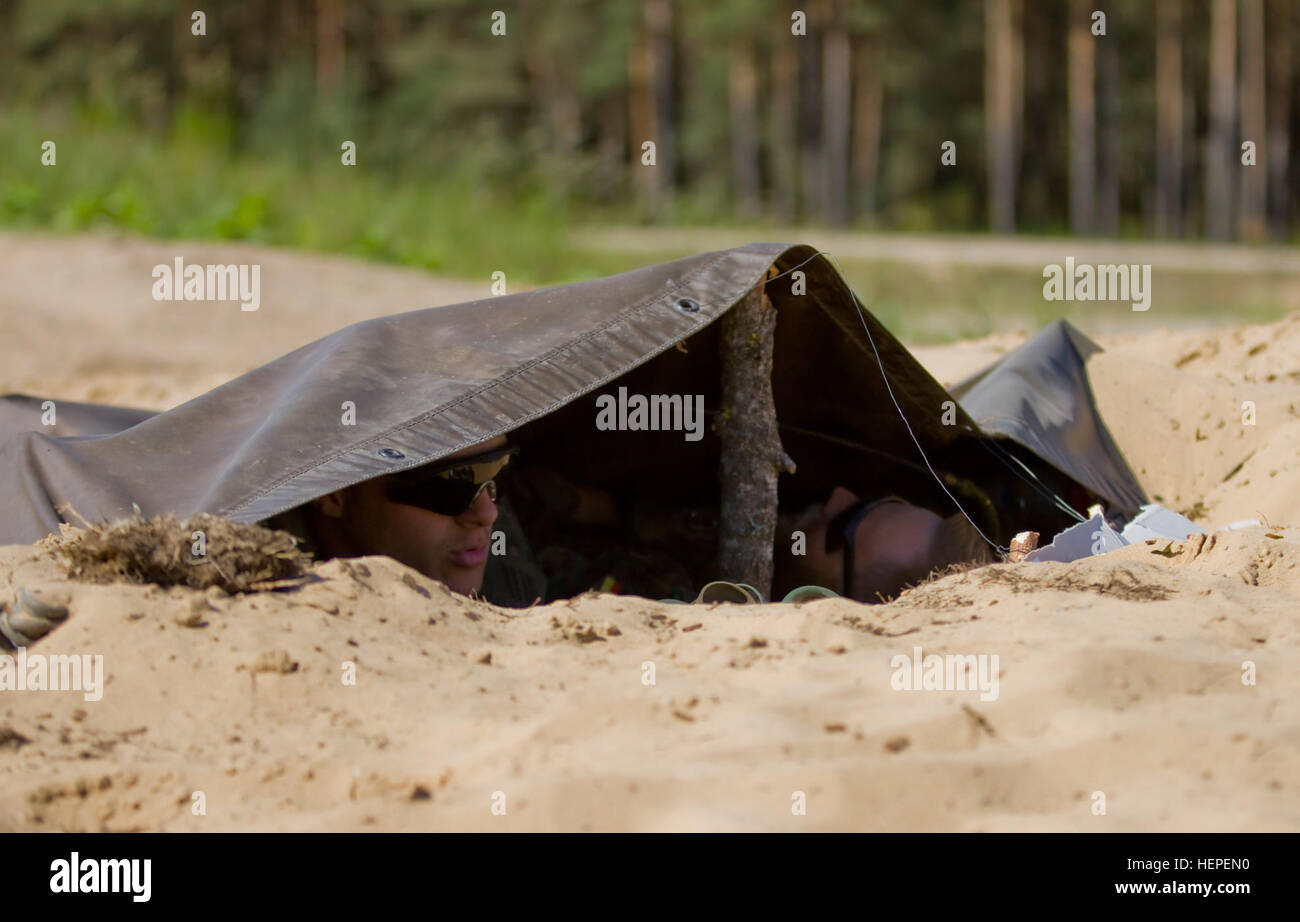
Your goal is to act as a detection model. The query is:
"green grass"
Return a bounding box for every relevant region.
[819,259,1299,344]
[4,109,1295,344]
[0,109,604,284]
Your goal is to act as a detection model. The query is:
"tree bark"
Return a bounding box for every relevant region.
[799,6,823,222]
[524,44,581,154]
[1155,0,1184,237]
[598,93,627,188]
[1096,16,1119,236]
[729,38,762,216]
[1239,0,1267,240]
[646,0,676,204]
[630,0,675,212]
[770,37,800,221]
[315,0,345,95]
[1068,0,1096,235]
[1206,0,1237,240]
[628,29,653,196]
[852,33,884,221]
[1266,0,1292,240]
[717,271,796,601]
[984,0,1021,233]
[821,0,852,226]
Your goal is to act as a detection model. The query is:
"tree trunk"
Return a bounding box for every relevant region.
[821,0,851,226]
[770,38,800,221]
[629,35,650,193]
[984,0,1021,233]
[315,0,345,95]
[282,0,303,46]
[1155,0,1184,237]
[1266,0,1292,240]
[1096,16,1119,235]
[598,93,627,188]
[852,33,884,221]
[172,3,192,104]
[1239,0,1267,240]
[729,38,762,216]
[524,46,581,154]
[1068,0,1096,235]
[1011,1,1024,185]
[717,271,796,601]
[630,0,675,212]
[1206,0,1237,240]
[799,7,823,221]
[646,0,676,204]
[551,78,583,155]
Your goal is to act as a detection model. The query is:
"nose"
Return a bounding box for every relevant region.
[456,482,499,528]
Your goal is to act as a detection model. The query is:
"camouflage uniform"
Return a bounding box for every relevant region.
[482,467,709,605]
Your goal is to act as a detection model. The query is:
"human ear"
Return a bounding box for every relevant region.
[822,485,861,519]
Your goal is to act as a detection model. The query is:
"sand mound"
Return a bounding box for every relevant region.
[1,237,1298,831]
[1089,312,1300,528]
[0,523,1295,832]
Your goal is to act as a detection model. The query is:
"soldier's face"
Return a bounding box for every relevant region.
[317,437,505,595]
[349,476,500,594]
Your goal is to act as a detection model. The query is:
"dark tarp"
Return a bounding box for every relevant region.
[948,320,1146,517]
[0,243,1144,547]
[0,394,155,440]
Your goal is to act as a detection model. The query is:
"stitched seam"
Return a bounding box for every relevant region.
[224,248,777,514]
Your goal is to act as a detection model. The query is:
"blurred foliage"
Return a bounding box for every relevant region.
[0,0,1296,297]
[0,106,598,281]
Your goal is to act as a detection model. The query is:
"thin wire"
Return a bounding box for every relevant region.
[811,250,1008,555]
[987,442,1088,523]
[740,247,1085,541]
[977,437,1088,523]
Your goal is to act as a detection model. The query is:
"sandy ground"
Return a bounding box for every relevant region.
[0,232,1297,832]
[0,230,488,410]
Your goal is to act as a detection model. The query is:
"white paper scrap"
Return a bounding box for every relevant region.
[1025,513,1127,564]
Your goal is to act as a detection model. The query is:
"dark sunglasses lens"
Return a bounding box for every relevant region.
[388,476,501,516]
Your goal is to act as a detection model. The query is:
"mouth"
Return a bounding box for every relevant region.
[449,544,489,568]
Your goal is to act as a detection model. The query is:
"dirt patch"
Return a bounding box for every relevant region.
[50,513,312,593]
[892,560,1177,608]
[974,563,1176,602]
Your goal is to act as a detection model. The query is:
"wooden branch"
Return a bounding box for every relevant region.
[717,268,796,600]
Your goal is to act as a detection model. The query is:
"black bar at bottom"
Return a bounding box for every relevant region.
[0,832,1284,908]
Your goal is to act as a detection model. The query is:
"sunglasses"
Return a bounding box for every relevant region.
[385,444,516,516]
[824,496,906,600]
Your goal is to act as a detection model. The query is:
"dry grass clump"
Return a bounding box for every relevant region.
[53,512,312,593]
[888,558,1176,610]
[974,563,1175,601]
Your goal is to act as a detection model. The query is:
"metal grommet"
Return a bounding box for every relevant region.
[675,297,700,313]
[377,447,406,460]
